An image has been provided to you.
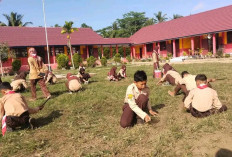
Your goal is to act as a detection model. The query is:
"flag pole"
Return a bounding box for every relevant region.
[42,0,51,71]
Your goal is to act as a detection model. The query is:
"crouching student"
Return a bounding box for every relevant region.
[65,73,82,94]
[184,74,227,118]
[45,71,57,84]
[120,70,157,128]
[0,82,41,133]
[117,65,127,80]
[107,66,118,81]
[79,67,91,84]
[11,71,28,92]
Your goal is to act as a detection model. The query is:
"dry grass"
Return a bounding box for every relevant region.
[0,63,232,157]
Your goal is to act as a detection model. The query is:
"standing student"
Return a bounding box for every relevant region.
[65,73,82,94]
[107,66,118,81]
[184,74,227,118]
[11,71,28,92]
[152,46,160,70]
[27,48,51,101]
[120,70,157,128]
[0,82,42,133]
[117,65,127,80]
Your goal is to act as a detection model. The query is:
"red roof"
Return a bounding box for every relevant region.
[0,27,130,47]
[130,5,232,44]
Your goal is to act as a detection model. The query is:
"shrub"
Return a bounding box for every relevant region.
[56,54,69,69]
[100,56,107,66]
[87,56,96,67]
[225,54,230,58]
[126,55,132,62]
[114,53,121,63]
[182,51,187,56]
[207,52,213,57]
[167,53,173,58]
[12,59,21,72]
[73,53,82,69]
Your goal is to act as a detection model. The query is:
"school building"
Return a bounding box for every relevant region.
[0,5,232,70]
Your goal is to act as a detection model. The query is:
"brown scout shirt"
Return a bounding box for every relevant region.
[184,85,222,112]
[161,70,183,85]
[28,57,41,80]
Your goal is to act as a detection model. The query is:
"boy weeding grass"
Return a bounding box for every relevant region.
[0,82,43,135]
[184,74,227,118]
[120,70,157,128]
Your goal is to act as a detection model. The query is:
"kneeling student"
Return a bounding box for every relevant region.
[45,71,57,84]
[107,66,118,81]
[11,71,28,92]
[120,70,157,128]
[65,73,82,94]
[184,74,227,118]
[79,67,91,84]
[0,82,42,134]
[117,65,126,80]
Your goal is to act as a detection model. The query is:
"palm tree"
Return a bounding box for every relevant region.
[172,14,183,19]
[0,21,6,26]
[61,21,78,69]
[154,11,168,23]
[1,12,33,26]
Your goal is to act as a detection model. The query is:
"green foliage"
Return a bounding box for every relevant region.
[216,49,223,58]
[56,54,69,69]
[0,43,10,62]
[73,53,83,69]
[100,56,107,66]
[87,56,96,67]
[154,11,168,23]
[207,52,213,57]
[114,53,121,63]
[126,55,132,62]
[183,51,188,56]
[2,12,33,26]
[167,53,173,58]
[81,23,92,29]
[225,54,230,58]
[12,59,21,72]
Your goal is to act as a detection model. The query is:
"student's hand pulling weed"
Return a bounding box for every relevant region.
[144,115,151,122]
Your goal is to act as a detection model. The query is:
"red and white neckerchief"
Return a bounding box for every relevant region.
[6,91,15,95]
[197,84,208,89]
[30,53,37,58]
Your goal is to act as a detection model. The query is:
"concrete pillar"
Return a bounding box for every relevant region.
[144,44,147,58]
[191,37,194,55]
[123,46,126,58]
[101,45,103,57]
[132,46,136,58]
[86,46,89,58]
[53,46,56,63]
[213,34,216,55]
[172,40,176,58]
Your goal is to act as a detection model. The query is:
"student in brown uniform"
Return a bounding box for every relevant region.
[66,73,82,94]
[184,74,227,118]
[79,66,91,84]
[107,66,118,81]
[0,82,42,132]
[120,70,157,128]
[157,63,187,96]
[11,71,28,92]
[27,48,51,101]
[45,71,57,84]
[152,46,160,71]
[117,65,126,80]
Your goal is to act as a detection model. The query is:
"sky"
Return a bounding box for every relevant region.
[0,0,231,31]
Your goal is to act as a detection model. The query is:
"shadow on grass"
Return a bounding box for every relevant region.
[215,148,232,157]
[152,104,165,113]
[50,90,68,96]
[88,80,98,84]
[35,110,63,128]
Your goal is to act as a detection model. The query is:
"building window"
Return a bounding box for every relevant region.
[160,41,166,51]
[146,44,153,52]
[227,31,232,44]
[55,47,64,56]
[13,48,28,58]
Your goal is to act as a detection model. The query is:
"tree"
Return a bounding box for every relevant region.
[54,24,61,27]
[144,18,156,26]
[0,43,10,76]
[172,14,183,19]
[61,21,78,69]
[154,11,168,23]
[1,12,33,26]
[81,23,92,29]
[0,21,6,26]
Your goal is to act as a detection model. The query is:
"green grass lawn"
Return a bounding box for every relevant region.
[0,63,232,157]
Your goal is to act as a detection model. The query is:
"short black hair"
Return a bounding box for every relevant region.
[181,71,189,78]
[0,82,12,90]
[195,74,207,81]
[134,70,147,82]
